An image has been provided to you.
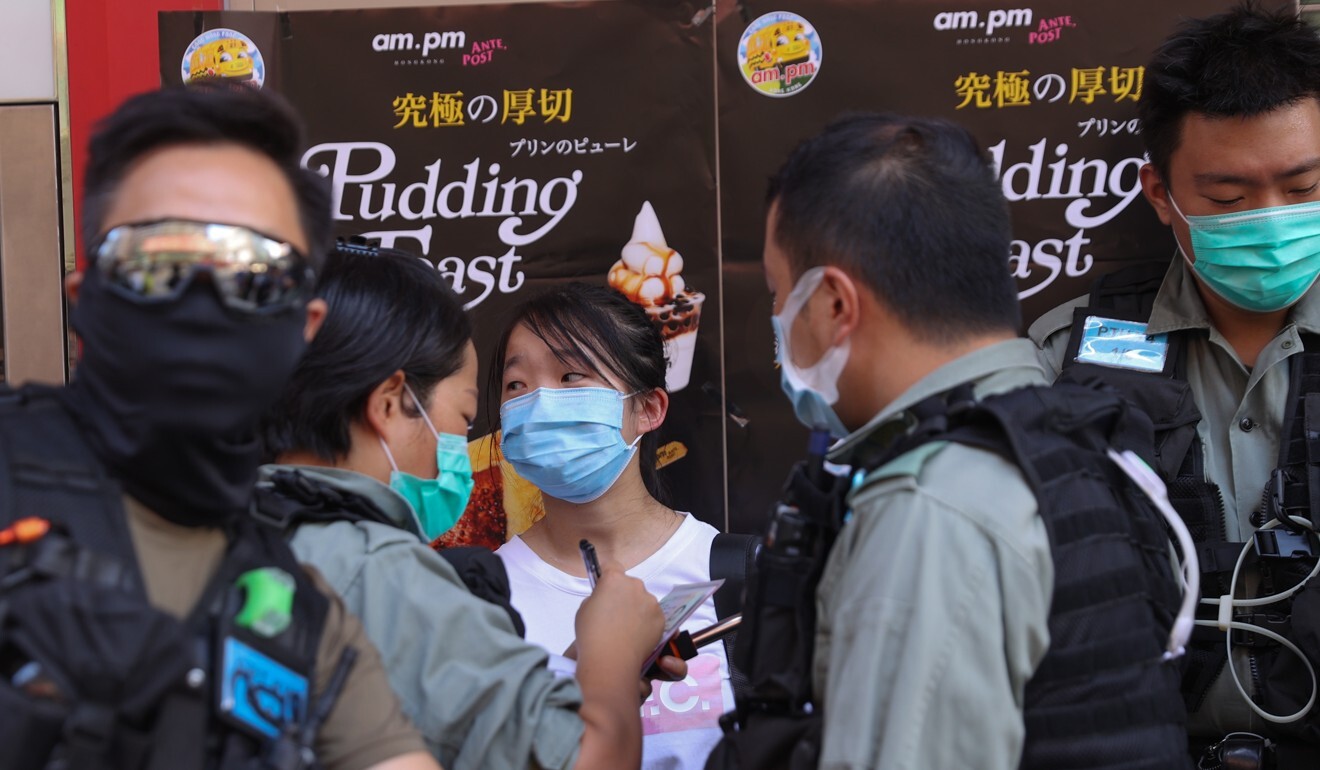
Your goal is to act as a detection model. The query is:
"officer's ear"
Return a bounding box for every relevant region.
[1140,163,1174,227]
[303,299,327,342]
[64,272,84,306]
[817,266,861,348]
[363,370,408,440]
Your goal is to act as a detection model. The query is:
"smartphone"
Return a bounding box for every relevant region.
[639,579,724,675]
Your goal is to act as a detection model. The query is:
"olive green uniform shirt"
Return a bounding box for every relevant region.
[262,465,585,770]
[814,340,1054,770]
[1029,257,1320,737]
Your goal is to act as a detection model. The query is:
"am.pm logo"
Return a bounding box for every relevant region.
[933,8,1034,37]
[372,30,467,58]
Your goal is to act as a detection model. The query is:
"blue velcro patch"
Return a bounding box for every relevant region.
[219,637,308,738]
[1075,316,1169,373]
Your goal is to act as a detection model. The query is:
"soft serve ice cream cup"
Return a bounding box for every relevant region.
[607,201,705,392]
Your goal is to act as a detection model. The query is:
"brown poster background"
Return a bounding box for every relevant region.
[716,0,1243,531]
[163,1,1262,538]
[160,2,722,546]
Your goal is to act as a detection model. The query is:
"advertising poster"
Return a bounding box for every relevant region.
[715,0,1243,531]
[162,0,1265,537]
[160,2,721,546]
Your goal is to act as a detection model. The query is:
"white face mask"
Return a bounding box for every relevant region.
[771,266,851,438]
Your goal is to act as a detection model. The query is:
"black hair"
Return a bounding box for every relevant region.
[261,247,473,461]
[491,282,668,500]
[767,111,1020,341]
[1140,2,1320,185]
[83,82,333,266]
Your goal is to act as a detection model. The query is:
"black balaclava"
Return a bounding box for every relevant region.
[59,263,308,527]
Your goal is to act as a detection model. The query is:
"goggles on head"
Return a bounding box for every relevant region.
[91,219,315,314]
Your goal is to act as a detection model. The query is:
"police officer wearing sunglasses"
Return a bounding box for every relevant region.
[0,84,443,770]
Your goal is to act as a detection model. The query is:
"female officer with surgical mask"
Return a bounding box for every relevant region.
[493,282,736,770]
[258,249,672,770]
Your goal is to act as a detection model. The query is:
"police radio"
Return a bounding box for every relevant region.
[726,427,839,727]
[764,429,835,560]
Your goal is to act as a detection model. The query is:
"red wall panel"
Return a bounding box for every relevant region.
[65,0,223,266]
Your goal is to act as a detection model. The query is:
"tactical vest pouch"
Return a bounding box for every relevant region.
[0,562,195,770]
[707,461,841,770]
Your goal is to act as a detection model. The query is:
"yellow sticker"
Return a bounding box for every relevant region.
[737,12,823,98]
[656,441,689,469]
[182,29,265,88]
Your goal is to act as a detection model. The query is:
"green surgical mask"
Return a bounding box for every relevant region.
[1170,194,1320,313]
[378,384,474,542]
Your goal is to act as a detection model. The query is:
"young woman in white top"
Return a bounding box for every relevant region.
[493,282,734,770]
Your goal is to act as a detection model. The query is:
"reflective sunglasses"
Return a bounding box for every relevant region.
[91,219,315,314]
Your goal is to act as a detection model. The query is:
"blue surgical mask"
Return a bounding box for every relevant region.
[499,387,643,504]
[772,267,850,438]
[1169,194,1320,313]
[378,383,474,541]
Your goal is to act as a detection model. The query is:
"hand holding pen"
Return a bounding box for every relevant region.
[580,538,602,590]
[577,539,690,685]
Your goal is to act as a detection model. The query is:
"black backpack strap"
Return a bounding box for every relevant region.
[710,533,758,621]
[710,532,759,695]
[436,546,526,637]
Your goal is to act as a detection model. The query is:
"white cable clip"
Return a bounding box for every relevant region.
[1107,449,1199,660]
[1196,514,1320,724]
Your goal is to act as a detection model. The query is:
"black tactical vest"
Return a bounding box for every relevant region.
[709,379,1190,770]
[1059,264,1320,746]
[0,386,340,770]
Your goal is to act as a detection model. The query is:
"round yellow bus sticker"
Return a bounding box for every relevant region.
[182,29,265,88]
[738,12,822,98]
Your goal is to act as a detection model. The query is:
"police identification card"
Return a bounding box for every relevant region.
[1073,315,1170,373]
[218,636,308,739]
